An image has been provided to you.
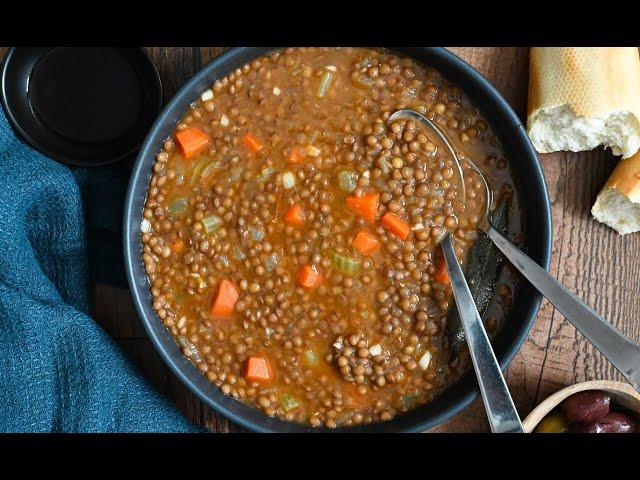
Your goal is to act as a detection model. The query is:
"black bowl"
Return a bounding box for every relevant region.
[1,47,162,166]
[124,47,552,432]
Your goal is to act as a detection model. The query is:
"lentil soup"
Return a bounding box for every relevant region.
[140,47,520,428]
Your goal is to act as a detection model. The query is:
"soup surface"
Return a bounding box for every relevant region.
[141,47,518,428]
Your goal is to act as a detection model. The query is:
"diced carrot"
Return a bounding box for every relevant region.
[285,146,304,164]
[170,239,185,254]
[175,127,210,159]
[210,279,239,318]
[352,230,380,255]
[242,133,263,153]
[284,204,304,225]
[433,250,450,284]
[346,192,379,224]
[244,356,273,383]
[381,212,411,240]
[298,264,321,289]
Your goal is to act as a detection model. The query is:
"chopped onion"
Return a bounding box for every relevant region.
[188,157,206,185]
[178,336,202,363]
[402,86,420,98]
[280,393,300,412]
[273,86,281,96]
[172,159,185,185]
[169,197,188,215]
[337,169,358,193]
[201,215,221,234]
[251,227,265,241]
[351,71,376,89]
[418,351,432,371]
[305,145,321,157]
[220,114,229,126]
[199,160,222,183]
[303,349,318,367]
[228,166,243,182]
[369,344,382,356]
[377,156,392,174]
[261,166,275,180]
[264,252,279,271]
[282,171,296,189]
[201,89,214,101]
[140,218,151,233]
[326,65,337,72]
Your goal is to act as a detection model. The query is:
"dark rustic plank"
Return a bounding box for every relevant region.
[447,47,531,119]
[91,283,120,337]
[5,45,636,433]
[536,148,640,399]
[146,47,196,103]
[198,47,230,66]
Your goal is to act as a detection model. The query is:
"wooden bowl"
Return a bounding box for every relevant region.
[523,380,640,433]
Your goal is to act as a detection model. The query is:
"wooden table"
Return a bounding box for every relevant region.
[3,47,638,432]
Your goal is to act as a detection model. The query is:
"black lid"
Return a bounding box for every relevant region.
[1,47,162,166]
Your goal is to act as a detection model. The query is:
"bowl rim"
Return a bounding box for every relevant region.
[123,47,553,432]
[522,380,640,432]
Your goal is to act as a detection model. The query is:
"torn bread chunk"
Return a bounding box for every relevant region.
[529,106,640,159]
[527,47,640,159]
[592,153,640,234]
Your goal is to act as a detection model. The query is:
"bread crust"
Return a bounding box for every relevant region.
[599,152,640,204]
[527,47,640,125]
[527,47,640,233]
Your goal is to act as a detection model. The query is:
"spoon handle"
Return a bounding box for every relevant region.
[441,234,524,433]
[485,224,640,393]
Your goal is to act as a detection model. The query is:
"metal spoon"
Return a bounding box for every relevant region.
[441,234,524,432]
[388,110,523,433]
[390,108,640,394]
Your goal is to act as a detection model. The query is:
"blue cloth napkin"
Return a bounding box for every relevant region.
[0,106,200,432]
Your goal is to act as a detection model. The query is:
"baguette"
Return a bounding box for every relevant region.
[527,47,640,159]
[592,152,640,234]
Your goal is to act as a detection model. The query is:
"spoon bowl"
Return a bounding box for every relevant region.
[389,109,524,433]
[388,108,492,229]
[394,108,640,395]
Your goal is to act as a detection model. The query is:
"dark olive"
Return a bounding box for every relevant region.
[572,412,636,433]
[561,390,610,424]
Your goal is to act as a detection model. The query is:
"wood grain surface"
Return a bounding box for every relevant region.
[2,46,638,432]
